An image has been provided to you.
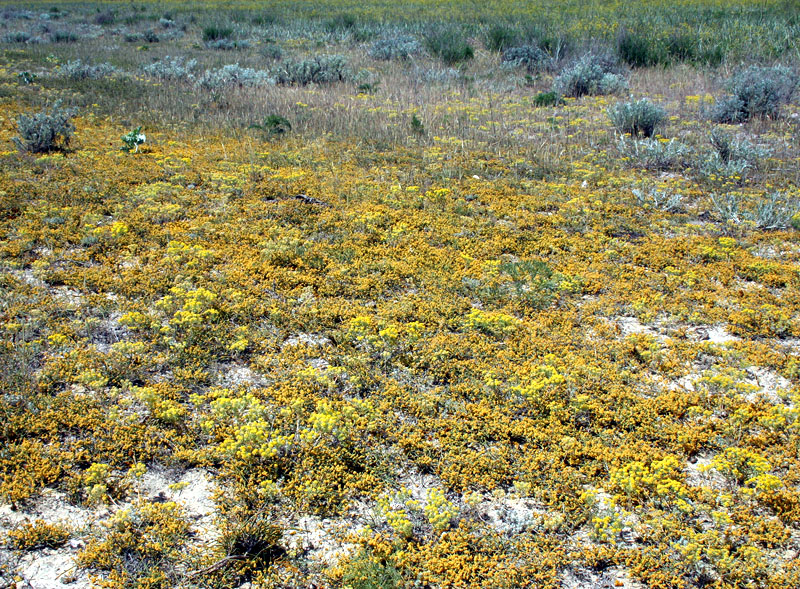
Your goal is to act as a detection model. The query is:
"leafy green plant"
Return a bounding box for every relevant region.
[202,25,233,42]
[424,26,474,65]
[251,114,292,136]
[17,71,36,84]
[51,30,78,43]
[121,126,146,152]
[410,114,425,135]
[616,28,664,67]
[13,102,76,153]
[324,13,357,33]
[485,24,519,52]
[342,550,402,589]
[608,98,667,138]
[533,91,562,107]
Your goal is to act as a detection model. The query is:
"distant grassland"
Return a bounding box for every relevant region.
[7,0,800,60]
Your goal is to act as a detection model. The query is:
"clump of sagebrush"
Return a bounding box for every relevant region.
[697,127,771,183]
[196,64,272,90]
[3,31,34,43]
[502,44,550,73]
[617,136,691,170]
[711,65,798,123]
[608,98,667,138]
[272,55,350,86]
[554,53,626,98]
[411,65,461,84]
[424,25,474,65]
[632,186,684,212]
[709,126,771,164]
[712,191,800,229]
[260,43,283,60]
[141,55,197,80]
[749,192,800,230]
[7,519,70,550]
[369,35,421,61]
[60,59,118,80]
[13,102,76,153]
[206,38,250,50]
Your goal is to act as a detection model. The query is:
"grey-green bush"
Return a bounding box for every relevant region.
[554,53,626,98]
[617,136,691,170]
[369,36,421,61]
[501,45,550,73]
[711,65,798,123]
[196,64,272,90]
[14,103,76,153]
[607,98,667,138]
[141,56,197,80]
[632,187,684,212]
[712,192,799,229]
[272,55,350,86]
[709,127,771,164]
[698,128,771,182]
[60,60,118,80]
[206,38,250,50]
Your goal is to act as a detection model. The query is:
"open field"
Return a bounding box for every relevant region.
[1,1,800,587]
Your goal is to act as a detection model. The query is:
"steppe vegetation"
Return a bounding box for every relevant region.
[1,1,800,587]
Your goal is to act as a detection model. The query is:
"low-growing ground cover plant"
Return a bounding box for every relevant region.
[1,2,800,588]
